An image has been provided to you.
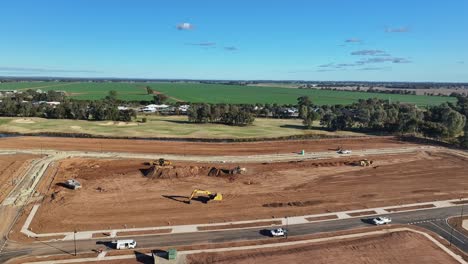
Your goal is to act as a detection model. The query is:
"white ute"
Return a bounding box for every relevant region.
[372,217,392,225]
[113,239,137,250]
[337,149,352,154]
[270,228,288,237]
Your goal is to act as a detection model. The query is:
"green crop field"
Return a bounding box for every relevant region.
[0,81,457,106]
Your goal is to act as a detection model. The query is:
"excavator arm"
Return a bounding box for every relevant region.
[188,189,222,203]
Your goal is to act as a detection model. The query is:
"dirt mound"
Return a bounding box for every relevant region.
[263,200,323,208]
[144,165,246,179]
[49,190,67,204]
[145,166,206,179]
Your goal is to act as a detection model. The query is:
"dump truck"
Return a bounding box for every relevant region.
[188,189,222,204]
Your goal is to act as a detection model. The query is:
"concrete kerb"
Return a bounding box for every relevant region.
[21,198,468,241]
[21,228,467,264]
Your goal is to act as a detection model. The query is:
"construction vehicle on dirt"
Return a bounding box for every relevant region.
[349,159,373,167]
[358,159,373,166]
[152,158,172,166]
[188,189,223,204]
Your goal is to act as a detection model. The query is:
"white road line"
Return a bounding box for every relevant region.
[430,222,465,244]
[445,219,468,239]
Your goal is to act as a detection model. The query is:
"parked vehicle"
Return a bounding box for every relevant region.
[372,217,392,225]
[270,228,288,237]
[337,149,352,154]
[113,239,137,249]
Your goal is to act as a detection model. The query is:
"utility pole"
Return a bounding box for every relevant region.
[74,230,77,256]
[460,197,465,226]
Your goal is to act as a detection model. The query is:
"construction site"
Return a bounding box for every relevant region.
[2,137,465,233]
[1,136,468,264]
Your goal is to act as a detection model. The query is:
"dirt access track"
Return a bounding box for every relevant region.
[0,154,38,203]
[26,148,468,234]
[186,231,460,264]
[0,136,413,155]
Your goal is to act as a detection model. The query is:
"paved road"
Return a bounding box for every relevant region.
[1,205,467,263]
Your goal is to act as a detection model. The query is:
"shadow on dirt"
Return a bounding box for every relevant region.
[162,195,211,204]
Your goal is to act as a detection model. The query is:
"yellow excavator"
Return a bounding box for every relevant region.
[151,158,172,166]
[188,189,223,204]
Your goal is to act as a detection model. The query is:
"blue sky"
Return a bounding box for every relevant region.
[1,0,467,82]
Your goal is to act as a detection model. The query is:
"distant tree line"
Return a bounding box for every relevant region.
[0,90,136,122]
[298,95,468,148]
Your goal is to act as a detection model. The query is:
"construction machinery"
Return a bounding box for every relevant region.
[151,158,172,166]
[188,189,222,204]
[349,159,373,166]
[359,159,373,166]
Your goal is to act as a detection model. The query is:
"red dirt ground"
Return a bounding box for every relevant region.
[0,154,38,203]
[0,136,414,155]
[186,231,459,264]
[26,149,468,233]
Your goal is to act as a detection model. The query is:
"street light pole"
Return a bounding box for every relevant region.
[74,230,77,256]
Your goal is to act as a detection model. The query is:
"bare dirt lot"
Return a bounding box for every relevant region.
[26,149,468,233]
[0,154,38,203]
[186,231,459,264]
[0,136,413,155]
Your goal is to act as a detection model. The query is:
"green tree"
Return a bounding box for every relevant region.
[106,90,118,102]
[298,96,312,119]
[146,86,154,95]
[153,94,168,104]
[303,110,320,129]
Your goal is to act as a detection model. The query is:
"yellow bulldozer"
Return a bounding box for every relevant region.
[188,189,223,204]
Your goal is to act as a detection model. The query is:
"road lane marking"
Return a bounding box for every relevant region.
[430,222,465,244]
[444,219,468,240]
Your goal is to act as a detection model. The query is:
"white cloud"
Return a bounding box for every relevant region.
[177,22,194,30]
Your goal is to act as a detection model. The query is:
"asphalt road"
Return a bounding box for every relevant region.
[1,205,467,263]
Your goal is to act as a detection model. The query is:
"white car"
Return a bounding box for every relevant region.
[338,150,352,154]
[270,228,288,237]
[372,217,392,225]
[114,239,137,249]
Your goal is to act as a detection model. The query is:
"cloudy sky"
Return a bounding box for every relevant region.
[1,0,467,82]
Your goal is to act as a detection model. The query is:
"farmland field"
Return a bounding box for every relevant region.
[0,81,457,106]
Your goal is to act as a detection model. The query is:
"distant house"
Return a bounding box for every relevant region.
[178,105,189,113]
[285,107,299,118]
[0,90,17,96]
[140,104,170,113]
[46,101,61,106]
